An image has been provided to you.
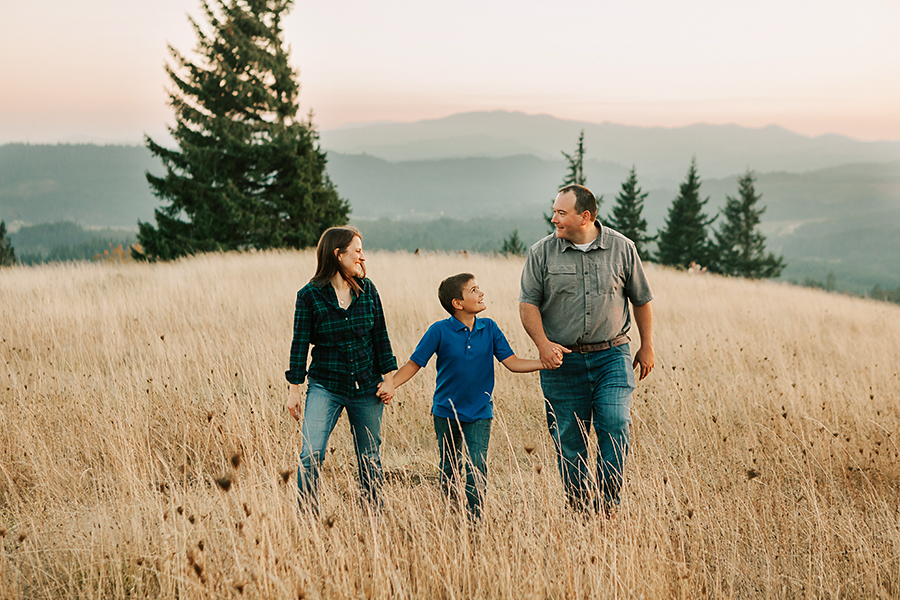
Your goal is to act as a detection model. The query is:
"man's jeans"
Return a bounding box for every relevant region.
[297,379,384,510]
[433,416,491,520]
[539,343,635,511]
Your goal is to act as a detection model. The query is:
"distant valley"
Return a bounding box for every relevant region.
[2,111,899,293]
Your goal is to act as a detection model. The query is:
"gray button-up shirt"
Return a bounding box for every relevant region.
[518,223,653,346]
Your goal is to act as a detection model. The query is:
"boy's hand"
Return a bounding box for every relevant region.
[539,342,570,369]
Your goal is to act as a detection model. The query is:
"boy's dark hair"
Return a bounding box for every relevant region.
[438,272,474,315]
[559,184,597,220]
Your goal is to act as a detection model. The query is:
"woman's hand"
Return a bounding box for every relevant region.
[286,384,302,421]
[376,373,395,405]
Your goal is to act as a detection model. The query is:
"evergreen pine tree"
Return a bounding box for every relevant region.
[710,170,785,278]
[0,221,16,267]
[500,229,526,256]
[606,166,654,260]
[137,0,349,261]
[545,130,592,233]
[655,158,715,269]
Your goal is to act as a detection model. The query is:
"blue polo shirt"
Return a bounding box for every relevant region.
[410,316,515,422]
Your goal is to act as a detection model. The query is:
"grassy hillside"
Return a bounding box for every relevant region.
[2,251,899,598]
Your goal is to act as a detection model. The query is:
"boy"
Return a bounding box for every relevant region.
[392,273,551,520]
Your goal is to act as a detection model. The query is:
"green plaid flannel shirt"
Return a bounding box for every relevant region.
[285,277,397,397]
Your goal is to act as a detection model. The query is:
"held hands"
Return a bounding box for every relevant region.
[539,342,570,369]
[376,373,394,405]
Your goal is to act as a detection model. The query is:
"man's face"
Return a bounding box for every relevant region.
[550,191,588,241]
[454,279,486,315]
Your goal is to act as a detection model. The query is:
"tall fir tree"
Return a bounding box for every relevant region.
[710,170,785,278]
[606,166,654,260]
[0,221,16,267]
[545,130,592,233]
[655,157,715,268]
[137,0,349,261]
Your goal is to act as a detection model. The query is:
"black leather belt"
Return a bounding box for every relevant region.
[564,334,630,353]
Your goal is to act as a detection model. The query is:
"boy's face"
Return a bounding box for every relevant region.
[453,279,486,315]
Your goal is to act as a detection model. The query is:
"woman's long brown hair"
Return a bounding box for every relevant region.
[310,226,365,295]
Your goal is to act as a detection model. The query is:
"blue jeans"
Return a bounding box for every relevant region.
[297,380,384,510]
[539,344,635,511]
[433,416,491,520]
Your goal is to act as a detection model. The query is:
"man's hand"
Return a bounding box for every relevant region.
[539,342,570,369]
[633,344,654,380]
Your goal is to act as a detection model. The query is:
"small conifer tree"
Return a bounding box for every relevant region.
[710,170,785,278]
[0,221,16,267]
[606,166,654,260]
[656,158,715,269]
[501,230,526,256]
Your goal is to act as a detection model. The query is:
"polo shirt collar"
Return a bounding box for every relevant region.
[449,315,484,331]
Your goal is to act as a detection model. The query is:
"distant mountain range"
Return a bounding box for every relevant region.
[320,111,900,179]
[2,111,899,292]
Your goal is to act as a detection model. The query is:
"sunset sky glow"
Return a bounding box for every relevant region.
[2,0,898,144]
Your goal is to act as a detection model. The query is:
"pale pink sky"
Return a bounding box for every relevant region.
[2,0,898,144]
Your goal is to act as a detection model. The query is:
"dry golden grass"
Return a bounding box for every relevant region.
[1,249,899,599]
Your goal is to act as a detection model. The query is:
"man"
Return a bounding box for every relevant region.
[519,184,654,515]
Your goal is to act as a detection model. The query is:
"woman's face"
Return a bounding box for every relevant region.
[337,236,365,278]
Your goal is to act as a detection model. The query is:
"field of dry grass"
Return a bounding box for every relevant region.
[1,249,899,599]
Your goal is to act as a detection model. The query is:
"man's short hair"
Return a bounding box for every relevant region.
[438,272,474,315]
[559,184,597,220]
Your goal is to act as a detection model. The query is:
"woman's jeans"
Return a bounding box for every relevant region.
[539,344,635,511]
[433,416,491,520]
[297,380,384,511]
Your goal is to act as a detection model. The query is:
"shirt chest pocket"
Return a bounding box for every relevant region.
[593,262,626,295]
[548,263,577,295]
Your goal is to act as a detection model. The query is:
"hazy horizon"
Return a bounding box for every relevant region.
[3,0,899,145]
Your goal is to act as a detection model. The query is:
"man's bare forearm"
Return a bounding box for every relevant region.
[519,302,549,347]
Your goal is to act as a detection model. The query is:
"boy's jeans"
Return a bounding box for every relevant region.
[297,379,384,511]
[433,415,491,520]
[539,344,635,511]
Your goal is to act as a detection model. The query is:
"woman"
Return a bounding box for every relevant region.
[286,226,396,511]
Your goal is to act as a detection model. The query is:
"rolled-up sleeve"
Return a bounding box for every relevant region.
[518,246,545,307]
[624,243,654,306]
[285,291,311,385]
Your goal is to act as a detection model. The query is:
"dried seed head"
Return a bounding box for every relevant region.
[535,464,542,474]
[279,469,293,484]
[234,583,245,594]
[176,506,184,515]
[18,532,27,543]
[524,444,535,455]
[231,453,242,469]
[324,515,336,529]
[0,526,6,537]
[197,540,204,551]
[188,515,196,524]
[216,474,234,492]
[206,412,214,422]
[243,503,252,517]
[747,468,760,480]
